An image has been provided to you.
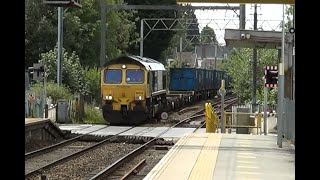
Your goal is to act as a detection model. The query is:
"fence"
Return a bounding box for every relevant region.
[25,90,44,118]
[224,111,262,135]
[47,105,56,122]
[68,94,85,123]
[25,91,85,124]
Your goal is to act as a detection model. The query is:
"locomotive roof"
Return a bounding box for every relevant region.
[103,55,165,71]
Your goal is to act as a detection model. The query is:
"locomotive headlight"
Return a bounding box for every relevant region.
[138,96,142,100]
[106,95,112,100]
[122,64,126,69]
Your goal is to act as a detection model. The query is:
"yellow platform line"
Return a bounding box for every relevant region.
[187,133,222,180]
[143,133,191,180]
[154,133,208,180]
[144,133,209,180]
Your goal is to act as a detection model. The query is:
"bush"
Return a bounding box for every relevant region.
[39,47,89,95]
[83,66,100,104]
[83,103,105,124]
[30,81,73,104]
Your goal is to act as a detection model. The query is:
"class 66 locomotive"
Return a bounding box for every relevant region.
[101,55,232,125]
[101,55,167,125]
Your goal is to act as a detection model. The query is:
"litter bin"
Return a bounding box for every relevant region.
[56,99,69,123]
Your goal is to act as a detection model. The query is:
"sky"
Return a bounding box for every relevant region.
[179,3,290,44]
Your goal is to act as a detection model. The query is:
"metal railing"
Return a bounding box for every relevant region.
[224,112,262,135]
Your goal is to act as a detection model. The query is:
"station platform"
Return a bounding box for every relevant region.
[144,133,295,180]
[25,118,51,126]
[25,118,65,146]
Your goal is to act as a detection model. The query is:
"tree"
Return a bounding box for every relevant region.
[25,0,138,68]
[39,47,89,95]
[183,5,200,48]
[160,4,200,61]
[168,60,190,68]
[25,0,57,68]
[221,48,278,105]
[57,0,138,66]
[200,25,217,44]
[124,0,178,64]
[83,66,100,104]
[285,5,294,30]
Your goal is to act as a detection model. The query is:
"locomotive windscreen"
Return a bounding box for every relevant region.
[126,70,144,84]
[104,69,122,84]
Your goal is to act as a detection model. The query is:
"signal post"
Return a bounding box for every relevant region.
[263,65,278,135]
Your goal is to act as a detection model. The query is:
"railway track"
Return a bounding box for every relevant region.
[96,96,239,179]
[25,126,108,160]
[25,126,137,179]
[87,103,228,180]
[26,95,238,180]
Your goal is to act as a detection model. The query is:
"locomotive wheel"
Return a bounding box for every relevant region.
[161,112,168,120]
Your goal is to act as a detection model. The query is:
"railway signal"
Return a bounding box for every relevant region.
[264,65,278,88]
[28,63,45,82]
[263,65,278,135]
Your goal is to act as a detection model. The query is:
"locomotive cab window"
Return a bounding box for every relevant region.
[126,69,144,84]
[104,69,122,84]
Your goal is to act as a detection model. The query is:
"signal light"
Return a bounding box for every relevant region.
[28,63,45,81]
[264,66,278,88]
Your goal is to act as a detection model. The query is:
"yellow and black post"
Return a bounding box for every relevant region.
[205,102,218,133]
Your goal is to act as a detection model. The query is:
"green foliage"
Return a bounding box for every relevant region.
[83,67,100,103]
[25,0,57,68]
[104,0,139,61]
[161,4,200,60]
[31,81,73,104]
[221,48,278,105]
[39,47,90,95]
[285,5,294,30]
[125,0,178,63]
[168,60,190,68]
[25,0,138,68]
[200,25,217,44]
[83,104,105,124]
[257,88,278,107]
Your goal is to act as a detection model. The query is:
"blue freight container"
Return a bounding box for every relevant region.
[208,69,216,90]
[169,68,200,91]
[205,70,209,90]
[216,70,222,89]
[198,69,205,90]
[169,68,229,92]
